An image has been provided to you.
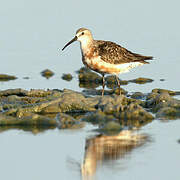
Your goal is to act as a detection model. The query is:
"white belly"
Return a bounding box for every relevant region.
[85,56,143,74]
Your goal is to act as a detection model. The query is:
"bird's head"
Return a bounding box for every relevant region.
[62,28,93,51]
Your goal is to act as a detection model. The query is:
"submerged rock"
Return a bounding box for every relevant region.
[105,75,129,89]
[129,77,153,84]
[0,113,57,126]
[23,77,30,79]
[79,82,100,89]
[77,67,103,89]
[41,69,54,79]
[152,88,180,96]
[131,92,145,99]
[99,121,122,132]
[82,111,116,124]
[61,73,73,81]
[56,113,84,129]
[77,67,129,90]
[0,74,17,81]
[79,71,102,84]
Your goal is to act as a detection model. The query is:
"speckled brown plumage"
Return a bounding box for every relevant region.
[62,27,154,96]
[93,40,153,64]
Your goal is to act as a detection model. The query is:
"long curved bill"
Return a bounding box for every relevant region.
[62,36,77,51]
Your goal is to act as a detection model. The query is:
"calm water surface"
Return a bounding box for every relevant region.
[0,0,180,180]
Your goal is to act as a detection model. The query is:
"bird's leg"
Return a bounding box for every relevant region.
[115,75,121,95]
[102,74,105,97]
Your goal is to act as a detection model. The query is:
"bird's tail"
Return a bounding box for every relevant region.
[133,54,153,64]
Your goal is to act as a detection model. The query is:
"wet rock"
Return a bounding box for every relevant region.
[113,88,127,95]
[95,95,152,120]
[41,89,97,114]
[153,92,172,105]
[6,95,22,102]
[82,111,116,124]
[76,67,91,74]
[0,88,59,98]
[27,89,56,97]
[77,67,102,89]
[61,73,73,81]
[152,88,180,96]
[129,77,153,84]
[0,74,17,81]
[120,118,153,128]
[0,114,17,125]
[41,69,54,79]
[79,71,102,84]
[79,82,100,89]
[117,103,154,120]
[146,92,180,119]
[78,67,129,90]
[82,88,127,96]
[0,106,3,112]
[147,92,173,111]
[82,109,152,128]
[0,88,28,97]
[0,88,155,129]
[131,92,145,99]
[145,92,159,108]
[0,113,57,126]
[82,89,110,96]
[156,107,180,119]
[155,99,180,119]
[146,92,159,100]
[2,89,97,117]
[77,67,129,92]
[0,89,64,115]
[56,113,84,129]
[105,75,128,89]
[96,95,145,114]
[99,121,121,132]
[21,114,57,126]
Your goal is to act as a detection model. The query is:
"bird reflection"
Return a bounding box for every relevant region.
[81,130,149,180]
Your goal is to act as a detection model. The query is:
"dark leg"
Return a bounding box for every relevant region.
[115,75,121,95]
[102,74,105,97]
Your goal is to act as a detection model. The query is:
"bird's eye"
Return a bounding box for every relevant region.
[81,32,84,35]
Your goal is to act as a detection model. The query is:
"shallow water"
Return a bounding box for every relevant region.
[0,121,180,180]
[0,0,180,179]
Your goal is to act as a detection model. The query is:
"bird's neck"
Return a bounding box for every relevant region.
[80,39,94,56]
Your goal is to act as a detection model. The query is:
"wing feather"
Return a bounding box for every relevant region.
[94,40,153,64]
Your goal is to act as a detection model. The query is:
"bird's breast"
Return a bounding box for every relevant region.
[83,56,121,74]
[82,55,143,75]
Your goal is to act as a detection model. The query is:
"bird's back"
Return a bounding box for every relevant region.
[93,40,153,64]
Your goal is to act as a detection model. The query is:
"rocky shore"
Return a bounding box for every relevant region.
[0,87,179,133]
[0,68,179,133]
